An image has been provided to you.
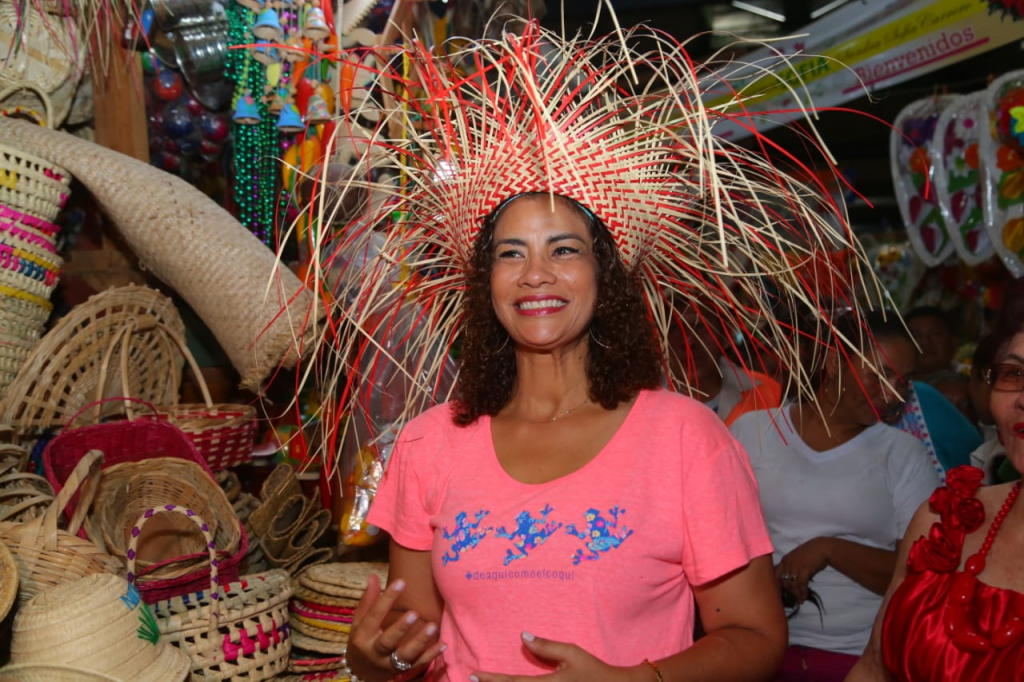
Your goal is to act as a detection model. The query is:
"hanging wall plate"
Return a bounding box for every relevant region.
[891,96,959,267]
[980,69,1024,277]
[929,92,994,266]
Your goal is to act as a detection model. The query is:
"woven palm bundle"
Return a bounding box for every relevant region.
[0,118,320,390]
[293,20,884,469]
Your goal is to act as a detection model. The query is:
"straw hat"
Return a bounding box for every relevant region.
[8,573,190,682]
[0,663,119,680]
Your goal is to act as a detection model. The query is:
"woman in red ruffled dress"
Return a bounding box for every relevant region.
[849,301,1024,680]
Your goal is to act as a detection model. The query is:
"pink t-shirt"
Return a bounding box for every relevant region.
[368,389,772,680]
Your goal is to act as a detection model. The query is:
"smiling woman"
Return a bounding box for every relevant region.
[455,193,662,427]
[294,18,900,682]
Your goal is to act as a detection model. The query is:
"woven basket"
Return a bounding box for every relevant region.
[128,505,292,680]
[87,457,242,586]
[0,536,18,621]
[141,318,257,471]
[42,398,217,520]
[0,449,122,605]
[0,113,71,224]
[0,285,185,433]
[0,466,54,524]
[0,7,87,128]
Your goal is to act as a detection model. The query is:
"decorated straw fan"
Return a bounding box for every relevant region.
[980,69,1024,277]
[929,92,995,266]
[891,96,959,267]
[0,285,184,433]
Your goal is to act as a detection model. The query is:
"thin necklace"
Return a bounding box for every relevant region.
[509,397,591,424]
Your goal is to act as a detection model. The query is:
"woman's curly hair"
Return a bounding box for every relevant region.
[452,194,663,426]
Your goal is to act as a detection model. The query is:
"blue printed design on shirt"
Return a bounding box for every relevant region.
[494,504,563,565]
[565,506,633,564]
[441,510,492,565]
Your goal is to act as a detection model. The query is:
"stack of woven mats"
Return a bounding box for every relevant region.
[282,562,389,680]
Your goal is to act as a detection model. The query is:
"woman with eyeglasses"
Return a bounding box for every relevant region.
[848,290,1024,680]
[729,312,941,681]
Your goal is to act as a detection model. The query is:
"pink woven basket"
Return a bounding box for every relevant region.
[42,398,216,515]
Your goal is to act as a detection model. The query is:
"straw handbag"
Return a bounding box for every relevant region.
[86,456,247,602]
[0,449,122,605]
[128,505,292,680]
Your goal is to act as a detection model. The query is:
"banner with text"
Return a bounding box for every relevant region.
[705,0,1024,139]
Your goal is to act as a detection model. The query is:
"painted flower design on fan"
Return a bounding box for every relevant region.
[901,114,947,254]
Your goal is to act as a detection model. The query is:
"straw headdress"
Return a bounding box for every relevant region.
[295,19,880,468]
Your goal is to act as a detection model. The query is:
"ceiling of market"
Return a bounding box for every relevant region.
[539,0,1024,230]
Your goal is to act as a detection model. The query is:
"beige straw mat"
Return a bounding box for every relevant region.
[0,118,321,390]
[8,572,190,681]
[299,562,388,596]
[290,629,348,656]
[290,582,360,609]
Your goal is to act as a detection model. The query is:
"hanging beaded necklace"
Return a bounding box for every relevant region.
[944,480,1024,654]
[226,0,279,246]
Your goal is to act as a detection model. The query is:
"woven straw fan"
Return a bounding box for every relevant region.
[0,118,322,390]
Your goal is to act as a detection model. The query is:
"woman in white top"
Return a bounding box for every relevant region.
[730,312,940,681]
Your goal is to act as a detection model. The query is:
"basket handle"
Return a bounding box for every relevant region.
[63,396,160,431]
[111,315,214,411]
[0,84,54,128]
[126,505,221,635]
[40,449,104,547]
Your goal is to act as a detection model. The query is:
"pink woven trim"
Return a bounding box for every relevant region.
[0,205,60,234]
[290,602,353,624]
[0,220,58,254]
[222,619,289,661]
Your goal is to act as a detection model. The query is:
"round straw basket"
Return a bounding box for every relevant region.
[129,505,292,680]
[0,285,184,434]
[0,536,18,620]
[0,130,72,224]
[87,457,242,587]
[150,321,257,471]
[0,449,123,606]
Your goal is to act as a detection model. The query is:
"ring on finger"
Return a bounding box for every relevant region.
[390,651,414,672]
[782,573,795,580]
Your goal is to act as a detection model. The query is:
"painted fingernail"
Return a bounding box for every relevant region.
[439,643,448,653]
[425,623,438,636]
[405,611,419,625]
[469,676,480,682]
[522,631,535,642]
[393,579,406,591]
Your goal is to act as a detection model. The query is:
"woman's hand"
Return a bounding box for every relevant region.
[470,633,650,682]
[776,537,830,604]
[346,573,446,682]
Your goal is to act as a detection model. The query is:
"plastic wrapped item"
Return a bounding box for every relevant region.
[980,69,1024,277]
[891,96,959,267]
[334,300,456,548]
[930,92,994,266]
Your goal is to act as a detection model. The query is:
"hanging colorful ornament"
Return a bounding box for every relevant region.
[277,100,305,133]
[980,69,1024,277]
[233,92,263,123]
[302,1,330,40]
[198,111,230,143]
[253,5,284,41]
[304,89,331,124]
[163,101,195,138]
[929,92,994,266]
[891,96,959,267]
[251,43,280,65]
